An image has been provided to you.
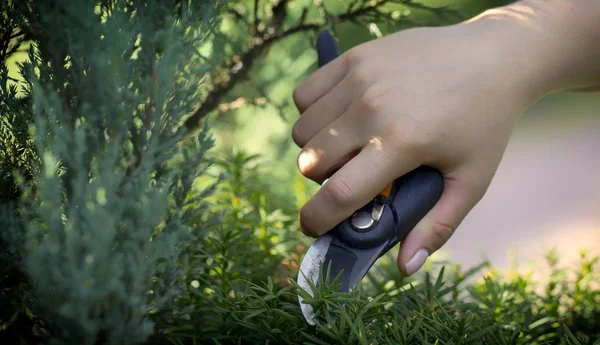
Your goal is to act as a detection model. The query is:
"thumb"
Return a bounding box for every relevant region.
[397,175,485,276]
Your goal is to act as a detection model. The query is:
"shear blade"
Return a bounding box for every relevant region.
[297,233,374,325]
[297,234,333,326]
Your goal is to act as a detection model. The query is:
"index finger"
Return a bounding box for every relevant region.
[299,144,420,237]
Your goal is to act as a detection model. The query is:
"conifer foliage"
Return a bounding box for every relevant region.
[1,1,222,344]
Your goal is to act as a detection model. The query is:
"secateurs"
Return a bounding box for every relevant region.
[296,30,444,325]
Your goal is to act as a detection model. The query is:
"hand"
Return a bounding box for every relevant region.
[292,1,600,275]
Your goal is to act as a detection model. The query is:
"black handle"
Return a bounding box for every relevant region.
[317,30,339,66]
[331,166,443,250]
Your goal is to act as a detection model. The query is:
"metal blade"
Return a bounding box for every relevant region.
[297,233,333,326]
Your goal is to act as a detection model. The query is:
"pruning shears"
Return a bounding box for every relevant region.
[296,30,445,326]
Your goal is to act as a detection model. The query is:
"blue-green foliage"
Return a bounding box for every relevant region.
[1,1,223,344]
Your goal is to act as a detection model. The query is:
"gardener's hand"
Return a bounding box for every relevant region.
[292,0,600,275]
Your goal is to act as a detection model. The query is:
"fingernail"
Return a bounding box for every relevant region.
[298,149,317,172]
[405,248,429,275]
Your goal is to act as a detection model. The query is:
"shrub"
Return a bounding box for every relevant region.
[151,150,600,345]
[1,1,221,343]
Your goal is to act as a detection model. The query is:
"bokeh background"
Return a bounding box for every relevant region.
[8,0,597,271]
[204,0,600,271]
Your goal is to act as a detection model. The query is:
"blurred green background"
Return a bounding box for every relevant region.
[205,0,516,204]
[202,0,600,270]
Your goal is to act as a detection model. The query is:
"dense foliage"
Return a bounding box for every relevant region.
[152,151,600,344]
[1,0,598,344]
[1,1,222,344]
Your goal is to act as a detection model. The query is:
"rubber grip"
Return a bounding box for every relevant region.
[316,30,339,67]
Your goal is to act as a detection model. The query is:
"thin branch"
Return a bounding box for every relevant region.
[297,6,309,27]
[217,97,268,112]
[226,8,251,26]
[253,0,260,32]
[183,22,320,130]
[183,0,459,132]
[270,0,291,29]
[337,0,392,22]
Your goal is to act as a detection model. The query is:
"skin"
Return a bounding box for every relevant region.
[291,0,600,275]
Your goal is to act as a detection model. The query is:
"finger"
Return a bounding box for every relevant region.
[397,174,485,275]
[293,52,348,113]
[297,116,363,183]
[292,75,355,147]
[299,145,420,237]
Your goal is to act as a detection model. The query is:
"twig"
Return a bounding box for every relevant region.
[270,0,291,29]
[183,0,458,132]
[217,97,268,112]
[253,0,260,32]
[337,0,392,22]
[298,7,309,27]
[183,22,320,130]
[226,8,250,26]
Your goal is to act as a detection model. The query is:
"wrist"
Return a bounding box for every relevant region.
[466,0,600,101]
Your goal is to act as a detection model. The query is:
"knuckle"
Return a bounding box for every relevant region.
[299,205,311,223]
[402,131,427,156]
[299,206,317,235]
[344,46,367,66]
[321,177,354,208]
[359,85,387,114]
[384,122,421,154]
[348,65,372,88]
[293,86,310,112]
[430,221,455,250]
